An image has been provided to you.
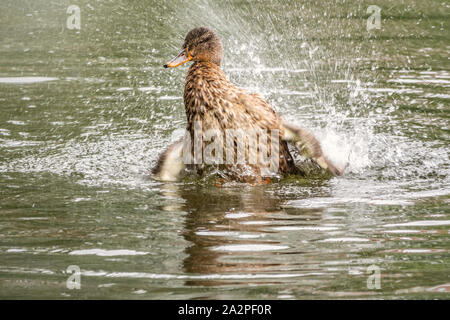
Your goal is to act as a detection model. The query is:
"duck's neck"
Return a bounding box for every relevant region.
[183,61,228,117]
[185,61,225,83]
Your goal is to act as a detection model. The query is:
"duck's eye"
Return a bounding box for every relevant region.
[196,35,212,46]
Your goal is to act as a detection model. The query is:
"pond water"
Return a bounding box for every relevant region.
[0,0,449,299]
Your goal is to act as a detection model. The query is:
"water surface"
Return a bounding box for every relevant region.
[0,0,449,299]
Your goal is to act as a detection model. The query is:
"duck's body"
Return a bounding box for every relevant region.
[183,61,298,181]
[153,27,343,182]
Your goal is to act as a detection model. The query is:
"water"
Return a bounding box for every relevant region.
[0,0,449,299]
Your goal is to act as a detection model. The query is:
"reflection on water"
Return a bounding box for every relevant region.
[0,0,449,299]
[174,184,299,286]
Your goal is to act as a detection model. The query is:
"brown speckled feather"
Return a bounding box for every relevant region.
[184,61,298,181]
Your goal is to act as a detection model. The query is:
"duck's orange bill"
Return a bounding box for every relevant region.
[164,49,192,68]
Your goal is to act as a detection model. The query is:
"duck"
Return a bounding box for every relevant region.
[152,27,342,182]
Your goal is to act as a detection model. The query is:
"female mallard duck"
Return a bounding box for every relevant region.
[153,27,342,182]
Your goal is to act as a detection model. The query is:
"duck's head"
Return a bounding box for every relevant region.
[164,27,223,68]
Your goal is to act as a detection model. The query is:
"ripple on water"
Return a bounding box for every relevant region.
[383,229,442,234]
[319,237,371,243]
[69,249,148,256]
[138,86,161,93]
[383,249,447,254]
[116,87,133,91]
[211,244,289,252]
[0,77,58,84]
[271,226,339,231]
[224,212,253,219]
[384,220,450,227]
[285,197,414,208]
[387,78,450,85]
[6,248,27,253]
[97,272,321,280]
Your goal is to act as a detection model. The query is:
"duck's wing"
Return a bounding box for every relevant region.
[233,91,342,175]
[281,121,343,176]
[151,138,185,181]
